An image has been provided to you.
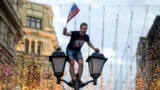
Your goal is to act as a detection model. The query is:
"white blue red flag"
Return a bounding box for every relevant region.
[67,2,80,23]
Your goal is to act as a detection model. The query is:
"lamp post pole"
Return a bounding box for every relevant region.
[49,48,108,90]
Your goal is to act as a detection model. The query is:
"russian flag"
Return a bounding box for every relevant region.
[67,2,80,23]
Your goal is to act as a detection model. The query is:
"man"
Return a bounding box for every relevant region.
[63,22,99,84]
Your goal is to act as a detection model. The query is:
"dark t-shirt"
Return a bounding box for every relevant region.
[67,31,89,51]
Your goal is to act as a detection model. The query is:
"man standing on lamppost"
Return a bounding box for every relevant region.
[62,22,99,84]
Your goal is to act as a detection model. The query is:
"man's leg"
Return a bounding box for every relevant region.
[77,59,83,80]
[69,60,75,80]
[66,49,75,81]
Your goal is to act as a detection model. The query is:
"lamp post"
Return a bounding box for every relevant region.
[49,48,108,90]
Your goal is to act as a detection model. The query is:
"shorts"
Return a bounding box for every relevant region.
[66,49,83,61]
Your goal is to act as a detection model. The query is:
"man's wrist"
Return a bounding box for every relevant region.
[63,30,67,34]
[94,48,100,52]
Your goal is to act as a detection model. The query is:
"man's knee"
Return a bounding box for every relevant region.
[70,60,75,66]
[78,59,83,66]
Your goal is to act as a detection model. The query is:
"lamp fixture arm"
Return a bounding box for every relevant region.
[59,79,95,90]
[59,79,73,87]
[80,80,95,87]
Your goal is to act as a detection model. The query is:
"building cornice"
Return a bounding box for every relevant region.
[23,27,57,40]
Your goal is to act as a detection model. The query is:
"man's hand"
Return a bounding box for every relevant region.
[94,48,100,52]
[63,27,67,35]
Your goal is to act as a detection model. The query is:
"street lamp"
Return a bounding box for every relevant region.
[86,50,108,85]
[49,48,108,90]
[49,47,67,84]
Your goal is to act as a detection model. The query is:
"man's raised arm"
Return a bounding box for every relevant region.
[63,27,71,36]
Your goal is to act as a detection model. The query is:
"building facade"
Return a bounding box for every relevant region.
[136,37,148,90]
[0,0,24,89]
[136,16,160,90]
[13,1,62,90]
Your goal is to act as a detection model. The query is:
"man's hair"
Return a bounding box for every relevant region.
[80,22,88,28]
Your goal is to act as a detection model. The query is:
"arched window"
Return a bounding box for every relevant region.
[37,41,41,55]
[31,41,35,54]
[24,39,29,53]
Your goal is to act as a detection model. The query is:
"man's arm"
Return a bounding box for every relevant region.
[87,41,99,52]
[63,27,71,36]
